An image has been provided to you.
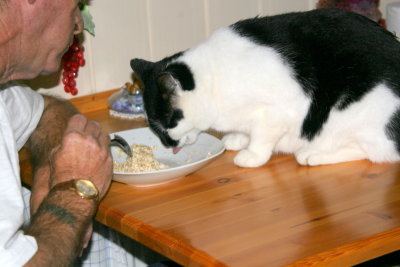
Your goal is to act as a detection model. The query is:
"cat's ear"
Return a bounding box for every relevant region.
[157,73,182,98]
[130,58,155,77]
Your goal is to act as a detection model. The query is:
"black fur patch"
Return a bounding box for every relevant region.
[165,62,195,91]
[386,109,400,153]
[231,8,400,140]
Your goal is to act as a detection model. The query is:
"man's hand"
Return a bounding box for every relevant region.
[28,96,113,214]
[49,114,113,199]
[30,114,113,213]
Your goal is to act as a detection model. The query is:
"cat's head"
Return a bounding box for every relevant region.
[130,57,198,152]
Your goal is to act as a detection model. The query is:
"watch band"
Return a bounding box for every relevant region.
[54,179,99,203]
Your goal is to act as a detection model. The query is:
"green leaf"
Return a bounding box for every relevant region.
[80,5,95,36]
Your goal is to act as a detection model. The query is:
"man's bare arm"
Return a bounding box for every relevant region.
[26,183,96,266]
[26,95,79,214]
[24,96,113,266]
[26,95,79,171]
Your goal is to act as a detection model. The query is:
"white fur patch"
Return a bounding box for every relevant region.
[292,84,400,165]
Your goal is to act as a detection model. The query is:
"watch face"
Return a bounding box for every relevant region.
[75,180,98,199]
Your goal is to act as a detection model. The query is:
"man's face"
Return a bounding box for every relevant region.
[20,0,84,78]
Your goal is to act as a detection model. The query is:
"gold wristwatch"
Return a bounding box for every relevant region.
[58,179,99,202]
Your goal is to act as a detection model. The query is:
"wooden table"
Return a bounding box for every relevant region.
[21,91,400,267]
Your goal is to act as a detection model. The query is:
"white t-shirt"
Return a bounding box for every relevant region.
[0,83,44,266]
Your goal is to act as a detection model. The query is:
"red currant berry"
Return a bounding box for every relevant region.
[68,79,76,88]
[76,51,84,59]
[67,72,75,79]
[64,85,72,93]
[62,77,69,85]
[65,62,72,70]
[71,44,80,52]
[79,58,86,67]
[71,88,78,95]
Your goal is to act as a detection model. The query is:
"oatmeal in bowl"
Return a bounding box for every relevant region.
[110,127,225,187]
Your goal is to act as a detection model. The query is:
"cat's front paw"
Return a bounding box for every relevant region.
[295,150,323,166]
[234,149,270,168]
[296,147,366,166]
[222,133,249,151]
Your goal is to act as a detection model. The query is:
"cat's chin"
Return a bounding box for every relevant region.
[169,128,201,148]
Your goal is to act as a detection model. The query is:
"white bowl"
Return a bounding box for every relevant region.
[111,127,225,187]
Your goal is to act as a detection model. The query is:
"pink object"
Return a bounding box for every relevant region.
[173,147,182,154]
[317,0,382,22]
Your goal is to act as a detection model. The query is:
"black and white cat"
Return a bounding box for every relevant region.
[130,8,400,168]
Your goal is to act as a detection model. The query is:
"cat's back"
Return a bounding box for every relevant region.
[231,8,397,49]
[189,8,400,87]
[229,8,400,85]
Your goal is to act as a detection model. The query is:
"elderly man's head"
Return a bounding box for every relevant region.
[0,0,83,82]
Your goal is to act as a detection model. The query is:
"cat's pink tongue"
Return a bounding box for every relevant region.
[172,147,182,154]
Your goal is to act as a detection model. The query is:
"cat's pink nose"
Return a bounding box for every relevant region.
[172,147,182,154]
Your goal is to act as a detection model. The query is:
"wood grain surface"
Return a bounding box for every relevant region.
[20,92,400,267]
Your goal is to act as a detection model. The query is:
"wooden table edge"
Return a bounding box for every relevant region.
[285,227,400,266]
[95,199,400,267]
[96,202,230,267]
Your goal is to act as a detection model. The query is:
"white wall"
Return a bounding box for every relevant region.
[34,0,395,99]
[381,0,400,18]
[31,0,316,98]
